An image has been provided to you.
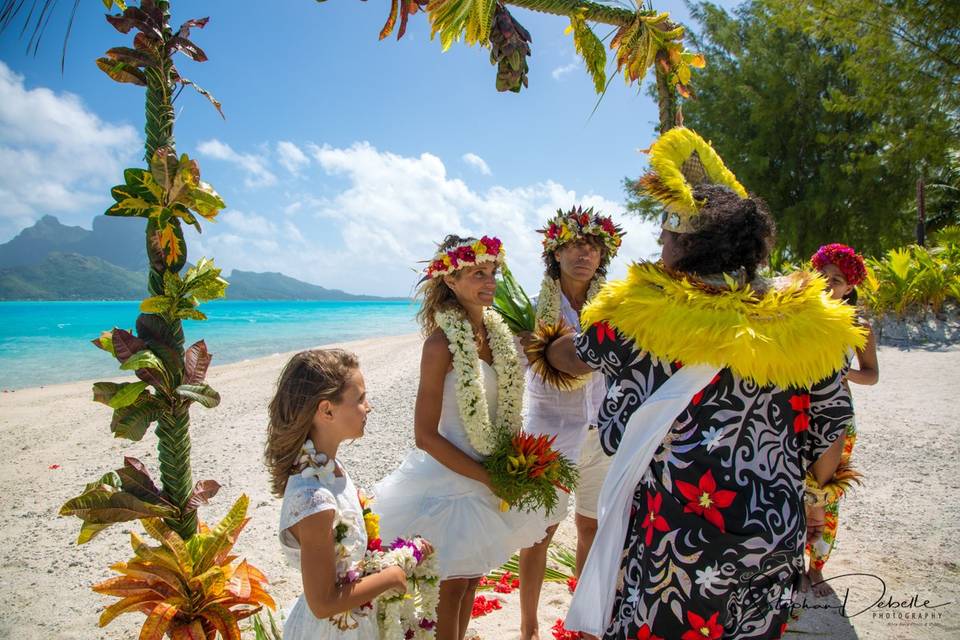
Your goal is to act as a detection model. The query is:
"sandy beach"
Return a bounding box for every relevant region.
[1,333,958,639]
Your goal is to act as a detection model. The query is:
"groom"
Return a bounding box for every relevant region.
[518,206,623,640]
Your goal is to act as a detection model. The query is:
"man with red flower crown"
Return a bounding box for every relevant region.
[528,128,866,639]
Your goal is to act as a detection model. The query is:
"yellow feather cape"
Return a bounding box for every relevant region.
[581,262,868,389]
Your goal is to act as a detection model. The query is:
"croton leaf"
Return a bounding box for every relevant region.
[92,330,117,356]
[147,218,187,271]
[183,258,228,302]
[111,393,163,441]
[140,296,173,315]
[120,349,165,372]
[150,147,180,194]
[169,620,207,640]
[116,457,170,505]
[107,168,163,218]
[185,181,225,221]
[184,340,212,384]
[60,482,178,543]
[177,307,207,322]
[174,75,225,119]
[104,45,158,69]
[189,495,249,575]
[185,479,221,513]
[168,35,208,62]
[177,17,210,39]
[96,58,148,85]
[92,381,149,409]
[176,383,220,408]
[112,328,148,363]
[106,6,164,39]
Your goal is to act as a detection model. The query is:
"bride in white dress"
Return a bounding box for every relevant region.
[374,235,548,640]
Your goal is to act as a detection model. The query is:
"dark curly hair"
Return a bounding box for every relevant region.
[670,185,775,280]
[543,236,610,280]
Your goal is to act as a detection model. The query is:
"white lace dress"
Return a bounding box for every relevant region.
[279,462,377,640]
[373,360,549,580]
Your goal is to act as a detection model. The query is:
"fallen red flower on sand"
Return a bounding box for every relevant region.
[471,595,503,618]
[48,464,60,470]
[567,577,578,593]
[551,618,583,640]
[492,571,520,593]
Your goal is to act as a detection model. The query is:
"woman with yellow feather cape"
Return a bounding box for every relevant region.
[528,128,867,639]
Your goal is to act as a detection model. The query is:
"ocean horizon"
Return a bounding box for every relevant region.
[0,299,420,390]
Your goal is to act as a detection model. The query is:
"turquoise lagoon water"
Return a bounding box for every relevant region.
[0,300,419,390]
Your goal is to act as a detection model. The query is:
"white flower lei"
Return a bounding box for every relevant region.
[533,276,603,391]
[365,538,440,640]
[435,308,524,456]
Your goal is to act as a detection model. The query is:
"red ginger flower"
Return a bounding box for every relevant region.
[640,492,670,546]
[789,393,811,433]
[637,624,663,640]
[676,469,736,533]
[681,611,724,640]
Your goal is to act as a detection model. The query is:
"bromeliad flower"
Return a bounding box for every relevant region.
[676,469,736,533]
[680,611,723,640]
[789,393,811,433]
[640,491,670,546]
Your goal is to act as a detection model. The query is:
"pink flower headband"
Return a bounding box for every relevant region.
[811,243,867,286]
[423,236,505,280]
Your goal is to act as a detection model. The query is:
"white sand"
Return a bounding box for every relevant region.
[0,335,958,639]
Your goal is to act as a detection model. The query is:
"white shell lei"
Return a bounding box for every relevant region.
[294,438,337,485]
[533,276,603,391]
[434,308,524,456]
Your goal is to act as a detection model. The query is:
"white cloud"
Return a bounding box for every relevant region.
[195,141,660,297]
[197,138,276,188]
[0,61,139,239]
[552,62,579,80]
[462,152,492,176]
[276,140,309,174]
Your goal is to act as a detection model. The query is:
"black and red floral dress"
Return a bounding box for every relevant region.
[575,321,853,640]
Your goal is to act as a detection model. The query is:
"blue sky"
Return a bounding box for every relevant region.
[0,0,739,296]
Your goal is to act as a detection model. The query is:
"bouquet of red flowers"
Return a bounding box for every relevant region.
[485,432,578,515]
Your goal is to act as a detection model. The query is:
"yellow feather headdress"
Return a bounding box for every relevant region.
[638,127,747,233]
[581,262,867,389]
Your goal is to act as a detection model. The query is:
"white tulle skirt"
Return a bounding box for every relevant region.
[282,594,378,640]
[373,449,550,580]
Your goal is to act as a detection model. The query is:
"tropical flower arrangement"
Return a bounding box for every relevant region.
[486,431,578,515]
[435,307,577,514]
[360,493,439,639]
[424,236,504,280]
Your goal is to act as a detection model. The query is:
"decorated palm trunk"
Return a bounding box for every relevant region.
[49,1,275,635]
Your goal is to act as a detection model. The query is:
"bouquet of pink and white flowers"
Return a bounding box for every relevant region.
[360,492,439,639]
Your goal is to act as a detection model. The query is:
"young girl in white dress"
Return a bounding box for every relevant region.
[265,349,408,640]
[374,235,548,640]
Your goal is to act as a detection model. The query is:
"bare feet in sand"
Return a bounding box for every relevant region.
[807,568,832,597]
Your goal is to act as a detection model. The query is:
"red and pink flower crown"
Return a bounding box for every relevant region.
[423,236,505,280]
[811,243,867,286]
[539,206,623,257]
